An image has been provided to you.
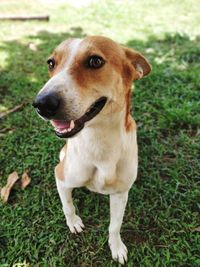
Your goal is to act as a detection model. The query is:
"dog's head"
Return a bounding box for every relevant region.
[33,36,151,138]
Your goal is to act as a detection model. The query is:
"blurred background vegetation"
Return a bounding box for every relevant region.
[0,0,199,266]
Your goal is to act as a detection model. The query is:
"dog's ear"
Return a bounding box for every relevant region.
[124,47,152,80]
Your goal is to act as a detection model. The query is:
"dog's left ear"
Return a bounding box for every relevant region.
[124,47,152,80]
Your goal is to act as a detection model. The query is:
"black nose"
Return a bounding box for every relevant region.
[32,93,60,118]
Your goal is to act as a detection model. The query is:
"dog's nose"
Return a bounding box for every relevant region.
[32,93,60,118]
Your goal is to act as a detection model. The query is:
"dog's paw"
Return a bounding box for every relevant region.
[109,238,128,265]
[66,214,85,234]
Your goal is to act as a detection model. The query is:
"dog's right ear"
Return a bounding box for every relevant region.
[123,47,152,80]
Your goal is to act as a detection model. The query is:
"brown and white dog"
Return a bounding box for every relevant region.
[33,36,151,264]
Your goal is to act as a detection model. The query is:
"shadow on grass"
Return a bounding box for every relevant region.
[0,26,86,108]
[0,30,199,266]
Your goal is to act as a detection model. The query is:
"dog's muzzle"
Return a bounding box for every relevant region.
[51,96,107,138]
[33,93,107,138]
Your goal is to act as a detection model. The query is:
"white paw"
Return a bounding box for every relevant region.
[66,214,85,234]
[109,238,128,265]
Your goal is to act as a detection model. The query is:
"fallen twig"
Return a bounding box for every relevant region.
[0,103,26,119]
[0,15,49,21]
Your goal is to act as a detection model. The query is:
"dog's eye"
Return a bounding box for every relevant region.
[47,58,55,71]
[87,55,105,69]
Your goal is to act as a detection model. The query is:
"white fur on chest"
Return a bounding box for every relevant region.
[61,111,138,194]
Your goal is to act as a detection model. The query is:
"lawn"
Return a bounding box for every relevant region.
[0,0,200,266]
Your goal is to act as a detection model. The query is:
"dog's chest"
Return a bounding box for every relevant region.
[66,131,123,193]
[62,125,137,194]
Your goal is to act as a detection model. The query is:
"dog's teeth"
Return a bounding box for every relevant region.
[55,121,75,134]
[70,120,75,130]
[56,128,68,134]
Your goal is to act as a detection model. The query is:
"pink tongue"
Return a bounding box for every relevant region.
[51,120,70,130]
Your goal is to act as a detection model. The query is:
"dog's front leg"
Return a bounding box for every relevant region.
[56,178,84,234]
[109,191,128,265]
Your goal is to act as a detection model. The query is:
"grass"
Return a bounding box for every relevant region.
[0,0,200,266]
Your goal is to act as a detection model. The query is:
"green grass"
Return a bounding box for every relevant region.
[0,0,200,266]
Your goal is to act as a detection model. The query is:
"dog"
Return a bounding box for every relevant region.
[33,36,151,264]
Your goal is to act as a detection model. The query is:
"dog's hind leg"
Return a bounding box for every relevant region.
[108,191,128,265]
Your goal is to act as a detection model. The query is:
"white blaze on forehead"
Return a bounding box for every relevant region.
[39,38,82,95]
[66,38,82,68]
[38,38,83,119]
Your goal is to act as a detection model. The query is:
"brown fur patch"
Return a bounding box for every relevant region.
[68,36,125,93]
[55,160,65,181]
[124,89,137,132]
[125,89,131,130]
[126,115,137,132]
[55,144,67,181]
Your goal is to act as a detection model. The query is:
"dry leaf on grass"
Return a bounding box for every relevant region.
[28,42,38,51]
[0,171,20,202]
[21,171,31,189]
[193,226,200,232]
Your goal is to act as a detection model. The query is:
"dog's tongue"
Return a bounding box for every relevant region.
[51,120,70,130]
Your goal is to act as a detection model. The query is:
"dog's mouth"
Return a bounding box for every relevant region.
[51,96,107,138]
